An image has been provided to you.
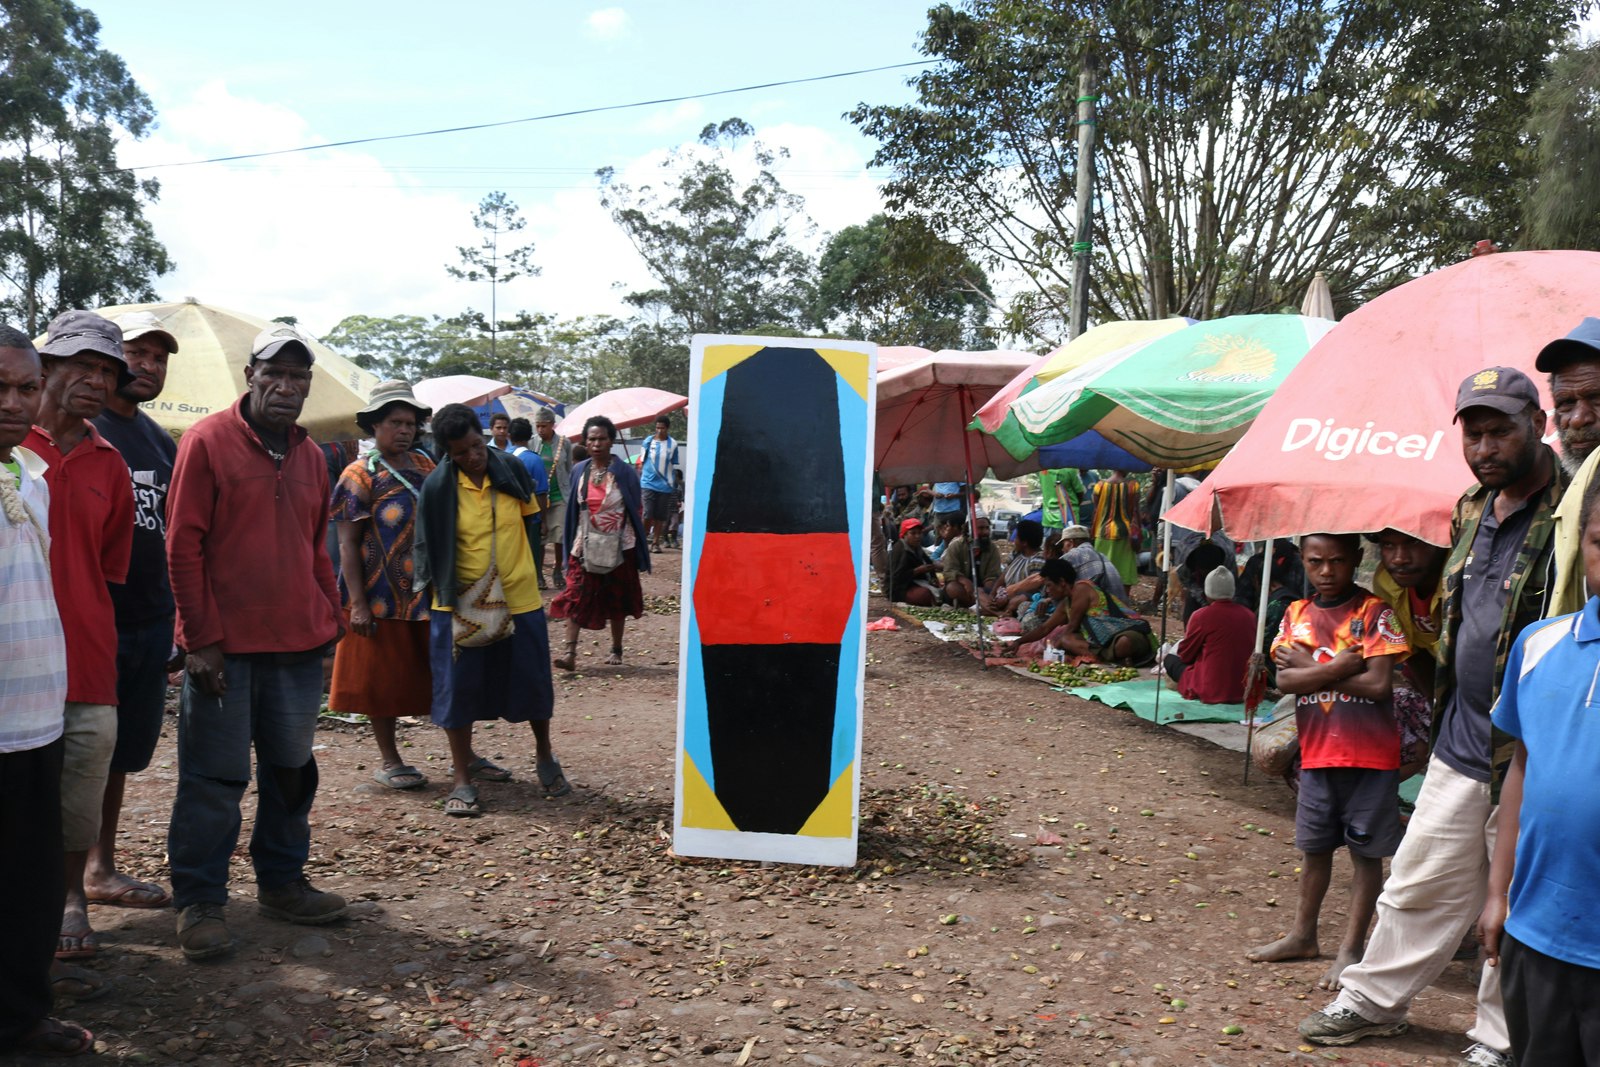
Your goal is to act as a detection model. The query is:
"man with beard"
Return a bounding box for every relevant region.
[1299,367,1564,1067]
[164,325,345,960]
[0,328,94,1057]
[23,312,135,973]
[85,312,179,915]
[1535,318,1600,616]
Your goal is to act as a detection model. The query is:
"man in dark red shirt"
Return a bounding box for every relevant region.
[1164,565,1257,704]
[23,310,135,973]
[165,325,345,961]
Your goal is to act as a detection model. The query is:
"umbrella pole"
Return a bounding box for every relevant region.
[1152,474,1175,726]
[959,386,987,667]
[1243,541,1275,785]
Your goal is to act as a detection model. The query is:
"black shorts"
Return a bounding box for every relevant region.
[1295,767,1402,858]
[111,617,174,773]
[641,488,675,521]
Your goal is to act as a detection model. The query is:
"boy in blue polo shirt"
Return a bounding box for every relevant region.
[1481,480,1600,1065]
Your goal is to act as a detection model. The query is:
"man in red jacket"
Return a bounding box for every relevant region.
[164,325,345,961]
[23,310,135,973]
[1164,565,1257,704]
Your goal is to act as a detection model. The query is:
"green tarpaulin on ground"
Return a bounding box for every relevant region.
[1064,679,1245,724]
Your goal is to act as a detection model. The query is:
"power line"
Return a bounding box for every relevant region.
[121,60,932,175]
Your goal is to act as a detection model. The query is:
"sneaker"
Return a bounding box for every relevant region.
[176,903,233,960]
[1459,1043,1511,1067]
[257,877,347,925]
[1298,1004,1409,1046]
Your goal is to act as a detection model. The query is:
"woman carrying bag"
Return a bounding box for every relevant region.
[549,415,650,670]
[414,404,571,816]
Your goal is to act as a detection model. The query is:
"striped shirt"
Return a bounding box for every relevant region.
[0,447,66,753]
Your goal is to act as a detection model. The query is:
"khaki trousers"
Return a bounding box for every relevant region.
[1333,756,1508,1052]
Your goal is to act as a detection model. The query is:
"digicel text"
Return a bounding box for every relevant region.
[1281,419,1445,462]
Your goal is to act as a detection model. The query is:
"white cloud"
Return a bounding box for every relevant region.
[584,7,630,40]
[113,84,887,343]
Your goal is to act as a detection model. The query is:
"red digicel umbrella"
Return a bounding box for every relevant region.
[555,386,688,439]
[1167,250,1600,547]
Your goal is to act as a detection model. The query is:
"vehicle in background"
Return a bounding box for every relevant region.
[990,509,1021,539]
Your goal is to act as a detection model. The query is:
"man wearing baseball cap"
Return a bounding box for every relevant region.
[83,312,181,916]
[164,323,345,960]
[22,311,136,973]
[1300,365,1562,1066]
[1533,318,1600,617]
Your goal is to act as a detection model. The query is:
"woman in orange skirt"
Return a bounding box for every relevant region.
[329,381,436,789]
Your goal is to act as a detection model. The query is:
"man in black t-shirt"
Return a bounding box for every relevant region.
[86,311,179,913]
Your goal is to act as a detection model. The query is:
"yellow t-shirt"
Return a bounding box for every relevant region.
[433,469,542,615]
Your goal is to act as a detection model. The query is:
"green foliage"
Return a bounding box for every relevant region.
[0,0,172,333]
[1523,40,1600,250]
[851,0,1580,340]
[597,118,819,393]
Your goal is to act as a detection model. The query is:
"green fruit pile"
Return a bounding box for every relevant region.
[1026,662,1139,687]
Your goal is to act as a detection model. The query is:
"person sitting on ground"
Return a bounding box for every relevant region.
[1249,532,1409,992]
[1164,565,1256,704]
[1060,523,1129,603]
[940,514,1002,608]
[888,517,942,606]
[927,513,960,561]
[1015,558,1156,666]
[1369,528,1445,781]
[981,518,1046,616]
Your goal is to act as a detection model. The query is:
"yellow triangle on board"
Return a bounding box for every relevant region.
[818,349,869,400]
[681,752,737,831]
[700,345,764,384]
[798,762,855,838]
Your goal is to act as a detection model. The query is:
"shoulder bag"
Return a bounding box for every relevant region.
[578,465,625,575]
[452,487,514,648]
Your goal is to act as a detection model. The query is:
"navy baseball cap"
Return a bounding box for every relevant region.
[1453,366,1541,422]
[1535,317,1600,372]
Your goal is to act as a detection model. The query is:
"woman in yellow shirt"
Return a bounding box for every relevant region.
[415,404,570,816]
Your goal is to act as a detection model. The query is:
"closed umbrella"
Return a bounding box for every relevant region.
[555,386,688,439]
[93,299,380,442]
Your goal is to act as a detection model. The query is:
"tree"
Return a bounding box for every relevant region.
[0,0,173,333]
[851,0,1581,341]
[445,191,539,359]
[815,213,995,347]
[1522,40,1600,250]
[597,118,819,392]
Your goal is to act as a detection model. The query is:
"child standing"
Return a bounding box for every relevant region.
[1249,532,1410,992]
[1479,483,1600,1065]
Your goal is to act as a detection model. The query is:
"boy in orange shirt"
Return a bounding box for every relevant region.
[1249,533,1409,991]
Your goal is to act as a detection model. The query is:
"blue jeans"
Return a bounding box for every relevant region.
[169,654,324,909]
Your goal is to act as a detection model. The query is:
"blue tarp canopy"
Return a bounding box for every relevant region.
[471,388,565,428]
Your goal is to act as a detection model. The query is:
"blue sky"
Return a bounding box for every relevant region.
[86,1,937,333]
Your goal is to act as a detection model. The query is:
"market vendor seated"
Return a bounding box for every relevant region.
[941,514,1002,608]
[1016,558,1156,666]
[888,517,943,606]
[1164,565,1257,703]
[1060,522,1128,602]
[980,519,1046,616]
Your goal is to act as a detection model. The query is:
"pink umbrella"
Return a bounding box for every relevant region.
[876,349,1040,485]
[1166,250,1600,545]
[555,386,688,440]
[414,374,513,410]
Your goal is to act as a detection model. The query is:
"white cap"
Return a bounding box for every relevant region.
[1204,565,1236,601]
[109,311,179,353]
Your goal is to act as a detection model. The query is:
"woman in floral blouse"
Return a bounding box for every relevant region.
[329,381,435,790]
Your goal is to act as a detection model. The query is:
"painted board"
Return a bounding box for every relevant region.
[673,335,877,866]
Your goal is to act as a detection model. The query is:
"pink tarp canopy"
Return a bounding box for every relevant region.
[414,374,512,410]
[875,349,1040,484]
[555,386,688,439]
[1166,251,1600,545]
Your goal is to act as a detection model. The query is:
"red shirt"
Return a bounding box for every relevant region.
[166,397,340,655]
[1175,599,1257,704]
[1271,593,1409,770]
[23,424,134,706]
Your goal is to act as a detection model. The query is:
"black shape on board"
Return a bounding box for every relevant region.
[702,642,840,834]
[705,347,847,534]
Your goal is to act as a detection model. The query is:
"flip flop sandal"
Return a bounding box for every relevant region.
[55,929,98,961]
[51,963,110,1002]
[537,758,573,797]
[86,878,171,909]
[373,764,429,791]
[443,784,483,817]
[465,756,513,782]
[17,1020,94,1057]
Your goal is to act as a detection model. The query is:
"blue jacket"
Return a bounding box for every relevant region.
[563,456,651,573]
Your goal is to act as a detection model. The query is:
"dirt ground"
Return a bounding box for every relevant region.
[33,552,1488,1067]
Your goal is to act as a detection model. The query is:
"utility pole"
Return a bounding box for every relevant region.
[1068,56,1099,340]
